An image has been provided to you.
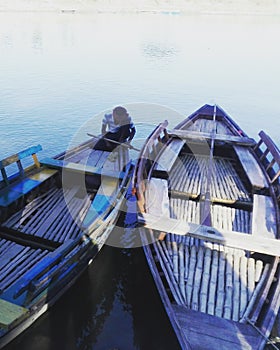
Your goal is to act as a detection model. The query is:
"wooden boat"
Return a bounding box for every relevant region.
[132,104,280,349]
[0,136,132,348]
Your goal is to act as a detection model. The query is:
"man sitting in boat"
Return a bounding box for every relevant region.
[101,109,132,134]
[94,106,136,151]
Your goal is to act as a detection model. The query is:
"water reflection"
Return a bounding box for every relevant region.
[3,244,181,350]
[32,28,43,51]
[142,42,178,61]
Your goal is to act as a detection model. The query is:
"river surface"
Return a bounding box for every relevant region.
[1,11,280,350]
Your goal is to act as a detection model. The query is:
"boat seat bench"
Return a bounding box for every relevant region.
[233,146,269,190]
[154,139,185,172]
[251,194,277,239]
[170,129,256,147]
[140,213,280,256]
[0,146,57,208]
[40,157,125,180]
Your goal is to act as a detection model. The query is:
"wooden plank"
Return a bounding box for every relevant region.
[0,244,25,267]
[0,226,60,251]
[271,169,280,184]
[0,190,21,207]
[139,213,280,256]
[82,176,119,229]
[10,178,41,195]
[28,168,57,182]
[258,131,280,166]
[170,129,256,147]
[252,194,277,238]
[146,178,170,217]
[172,305,260,350]
[0,247,31,285]
[15,188,62,234]
[0,145,42,170]
[95,151,110,167]
[234,146,269,189]
[32,195,75,239]
[40,157,124,180]
[154,139,185,172]
[0,175,46,207]
[0,298,29,328]
[0,250,49,293]
[84,149,103,167]
[1,168,9,185]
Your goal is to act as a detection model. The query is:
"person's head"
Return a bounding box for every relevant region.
[113,106,129,125]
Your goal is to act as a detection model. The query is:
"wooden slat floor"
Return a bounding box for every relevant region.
[65,148,120,172]
[0,145,127,298]
[169,154,251,203]
[156,233,267,323]
[0,239,48,293]
[2,186,90,243]
[0,185,92,293]
[186,118,233,135]
[170,198,251,234]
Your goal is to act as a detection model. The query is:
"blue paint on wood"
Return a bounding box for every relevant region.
[18,145,42,160]
[0,145,42,170]
[0,190,22,207]
[11,179,41,195]
[91,194,111,215]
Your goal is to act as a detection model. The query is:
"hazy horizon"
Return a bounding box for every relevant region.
[1,0,280,14]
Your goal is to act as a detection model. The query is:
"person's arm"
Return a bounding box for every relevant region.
[128,124,136,142]
[101,114,110,134]
[101,123,107,134]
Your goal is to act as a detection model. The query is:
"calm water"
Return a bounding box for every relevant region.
[1,11,280,350]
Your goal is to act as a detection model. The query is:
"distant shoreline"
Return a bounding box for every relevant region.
[1,0,280,15]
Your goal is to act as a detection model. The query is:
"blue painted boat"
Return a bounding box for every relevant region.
[0,137,132,348]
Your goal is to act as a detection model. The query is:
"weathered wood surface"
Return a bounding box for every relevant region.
[64,148,92,164]
[40,157,124,180]
[170,129,256,147]
[2,187,87,243]
[28,168,57,182]
[169,154,251,203]
[0,240,48,294]
[150,230,268,323]
[140,213,280,256]
[82,175,119,229]
[183,118,231,135]
[0,226,59,251]
[0,147,57,208]
[251,194,277,238]
[255,131,280,185]
[0,145,42,170]
[146,178,170,217]
[154,139,185,172]
[258,131,280,166]
[234,146,269,189]
[172,305,259,350]
[0,298,29,328]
